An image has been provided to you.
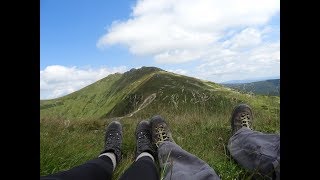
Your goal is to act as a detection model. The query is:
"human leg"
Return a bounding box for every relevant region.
[228,104,280,179]
[40,121,123,180]
[119,156,159,180]
[228,128,280,179]
[40,156,114,180]
[150,115,220,180]
[119,120,159,180]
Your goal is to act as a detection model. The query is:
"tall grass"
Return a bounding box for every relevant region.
[41,92,279,179]
[40,67,279,179]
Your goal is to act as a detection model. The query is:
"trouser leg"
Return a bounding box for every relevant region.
[158,141,220,180]
[40,156,114,180]
[119,156,159,180]
[228,127,280,179]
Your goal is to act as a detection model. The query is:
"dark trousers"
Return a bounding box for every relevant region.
[40,156,159,180]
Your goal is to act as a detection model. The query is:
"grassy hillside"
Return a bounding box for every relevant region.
[40,67,280,179]
[40,67,162,119]
[223,79,280,96]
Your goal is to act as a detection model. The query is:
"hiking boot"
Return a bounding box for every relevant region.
[150,115,175,148]
[101,121,122,163]
[231,104,253,135]
[135,120,156,158]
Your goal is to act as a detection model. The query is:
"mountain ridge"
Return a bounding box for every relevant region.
[40,66,279,119]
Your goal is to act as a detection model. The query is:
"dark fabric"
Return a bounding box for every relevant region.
[40,156,159,180]
[40,156,113,180]
[119,156,159,180]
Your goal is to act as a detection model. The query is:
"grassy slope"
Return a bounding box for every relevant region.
[40,67,280,179]
[40,67,162,119]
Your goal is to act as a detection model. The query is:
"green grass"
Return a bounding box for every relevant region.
[40,67,280,179]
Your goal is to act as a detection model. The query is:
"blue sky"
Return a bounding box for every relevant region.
[41,0,280,99]
[41,0,142,69]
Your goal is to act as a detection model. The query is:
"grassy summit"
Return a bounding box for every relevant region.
[40,66,280,179]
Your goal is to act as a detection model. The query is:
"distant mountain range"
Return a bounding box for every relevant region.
[221,76,280,84]
[222,79,280,96]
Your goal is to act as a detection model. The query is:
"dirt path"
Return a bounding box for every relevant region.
[118,93,157,119]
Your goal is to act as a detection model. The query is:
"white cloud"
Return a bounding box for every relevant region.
[195,41,280,83]
[223,28,262,50]
[40,65,127,99]
[97,0,279,82]
[97,0,279,61]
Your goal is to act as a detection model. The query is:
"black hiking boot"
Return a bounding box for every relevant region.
[150,115,175,148]
[135,120,156,159]
[231,104,253,135]
[101,121,123,163]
